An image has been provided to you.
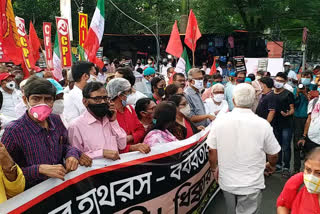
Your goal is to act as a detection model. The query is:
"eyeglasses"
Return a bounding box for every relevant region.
[87,96,110,103]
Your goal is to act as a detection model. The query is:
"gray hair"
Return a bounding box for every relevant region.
[233,83,255,108]
[211,83,224,93]
[106,78,131,100]
[188,68,202,80]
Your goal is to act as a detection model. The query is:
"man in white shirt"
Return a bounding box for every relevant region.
[298,98,320,155]
[207,83,280,214]
[283,62,297,87]
[0,73,22,119]
[63,62,91,123]
[160,58,171,78]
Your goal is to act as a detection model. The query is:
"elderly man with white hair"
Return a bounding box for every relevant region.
[204,83,229,117]
[207,83,281,214]
[106,78,150,154]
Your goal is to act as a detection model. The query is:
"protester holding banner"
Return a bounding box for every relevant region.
[0,142,25,204]
[1,76,84,188]
[68,82,126,160]
[207,83,280,214]
[63,62,92,123]
[135,98,156,131]
[185,68,214,127]
[106,78,150,154]
[144,101,178,147]
[167,94,201,140]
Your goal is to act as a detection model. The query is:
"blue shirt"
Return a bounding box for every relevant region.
[225,83,236,111]
[2,113,81,188]
[293,88,309,118]
[185,86,209,127]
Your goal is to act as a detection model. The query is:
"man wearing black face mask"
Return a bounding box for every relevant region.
[68,82,127,161]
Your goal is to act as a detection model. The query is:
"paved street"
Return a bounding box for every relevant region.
[205,174,287,214]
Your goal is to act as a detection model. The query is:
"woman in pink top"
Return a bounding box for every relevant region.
[144,102,178,147]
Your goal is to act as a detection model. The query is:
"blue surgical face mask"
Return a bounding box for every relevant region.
[206,82,212,88]
[152,119,157,125]
[318,87,320,93]
[301,78,311,86]
[121,94,128,107]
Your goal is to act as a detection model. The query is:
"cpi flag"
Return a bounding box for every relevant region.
[78,13,88,47]
[0,0,23,64]
[184,10,201,52]
[15,16,35,71]
[166,20,183,58]
[43,22,53,70]
[56,17,72,68]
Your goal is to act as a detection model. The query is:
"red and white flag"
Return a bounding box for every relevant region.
[83,0,105,68]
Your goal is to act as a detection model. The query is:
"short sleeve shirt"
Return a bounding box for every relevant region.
[272,89,294,129]
[256,91,276,120]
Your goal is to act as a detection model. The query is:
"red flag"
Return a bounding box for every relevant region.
[0,0,23,65]
[209,57,217,75]
[29,21,41,62]
[184,10,201,52]
[93,57,104,69]
[166,20,183,58]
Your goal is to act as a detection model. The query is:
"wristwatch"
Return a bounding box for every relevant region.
[300,136,306,140]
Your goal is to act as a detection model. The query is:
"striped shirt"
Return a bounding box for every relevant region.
[1,112,80,189]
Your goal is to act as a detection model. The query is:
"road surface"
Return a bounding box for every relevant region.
[205,173,287,214]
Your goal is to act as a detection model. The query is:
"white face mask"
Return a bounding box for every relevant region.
[256,76,262,80]
[52,100,64,115]
[304,173,320,194]
[193,79,204,90]
[6,81,16,90]
[274,81,284,89]
[213,94,224,103]
[87,75,96,83]
[180,104,191,117]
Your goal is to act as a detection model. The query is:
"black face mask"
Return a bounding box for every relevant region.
[88,103,112,118]
[157,88,165,97]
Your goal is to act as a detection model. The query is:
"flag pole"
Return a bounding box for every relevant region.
[192,42,195,67]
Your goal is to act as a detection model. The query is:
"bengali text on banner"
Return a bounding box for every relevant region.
[0,126,220,214]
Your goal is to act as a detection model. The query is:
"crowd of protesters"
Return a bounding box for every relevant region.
[0,57,320,213]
